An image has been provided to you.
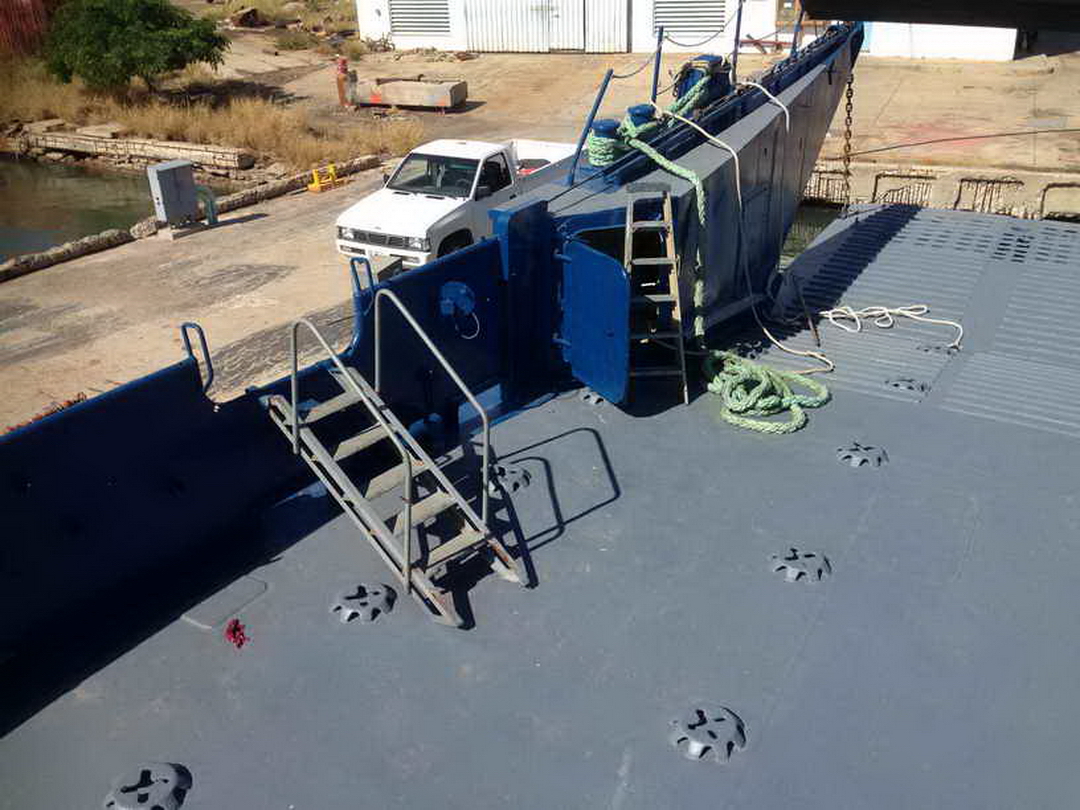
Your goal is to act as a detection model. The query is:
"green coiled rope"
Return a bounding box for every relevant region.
[703,350,830,434]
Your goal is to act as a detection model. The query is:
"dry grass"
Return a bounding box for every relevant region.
[203,0,356,30]
[0,58,424,168]
[274,29,318,50]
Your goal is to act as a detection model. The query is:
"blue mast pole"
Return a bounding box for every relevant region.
[791,8,805,57]
[731,0,745,84]
[565,68,614,186]
[650,25,664,102]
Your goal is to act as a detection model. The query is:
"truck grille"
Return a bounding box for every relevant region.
[348,230,410,249]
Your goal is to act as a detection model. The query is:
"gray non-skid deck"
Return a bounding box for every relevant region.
[3,206,1080,809]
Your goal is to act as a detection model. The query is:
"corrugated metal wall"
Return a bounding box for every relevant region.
[464,0,550,52]
[389,0,452,36]
[551,0,585,50]
[0,0,47,55]
[464,0,626,53]
[585,0,627,52]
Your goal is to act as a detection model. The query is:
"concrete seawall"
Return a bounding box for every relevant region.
[15,130,255,170]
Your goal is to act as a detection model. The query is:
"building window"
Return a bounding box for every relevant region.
[654,0,727,34]
[389,0,451,36]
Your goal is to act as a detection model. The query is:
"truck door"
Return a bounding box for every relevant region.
[560,237,630,403]
[473,152,516,237]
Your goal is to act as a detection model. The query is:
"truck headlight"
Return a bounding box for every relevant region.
[406,236,429,251]
[338,226,356,241]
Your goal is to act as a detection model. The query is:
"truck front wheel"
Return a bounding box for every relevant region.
[437,231,473,258]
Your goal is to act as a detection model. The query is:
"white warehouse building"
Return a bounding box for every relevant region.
[357,1,1018,60]
[356,0,780,54]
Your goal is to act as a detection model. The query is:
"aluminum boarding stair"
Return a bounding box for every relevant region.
[263,311,522,627]
[624,184,689,404]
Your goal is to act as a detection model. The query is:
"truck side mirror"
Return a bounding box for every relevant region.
[475,185,492,200]
[382,171,389,186]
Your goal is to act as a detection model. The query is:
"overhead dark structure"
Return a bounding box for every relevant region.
[801,0,1080,30]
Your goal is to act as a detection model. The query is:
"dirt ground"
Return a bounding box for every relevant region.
[2,31,1079,426]
[290,46,1080,172]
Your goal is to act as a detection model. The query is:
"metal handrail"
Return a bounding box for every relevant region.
[290,317,416,589]
[373,287,491,526]
[349,255,377,301]
[180,321,214,393]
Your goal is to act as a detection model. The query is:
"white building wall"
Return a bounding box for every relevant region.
[631,0,761,54]
[359,0,784,55]
[865,23,1016,61]
[357,0,469,51]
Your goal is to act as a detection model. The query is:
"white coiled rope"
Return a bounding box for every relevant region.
[818,305,964,348]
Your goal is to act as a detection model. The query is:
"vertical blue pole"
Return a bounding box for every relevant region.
[650,25,664,102]
[791,9,805,57]
[565,68,614,186]
[731,0,745,84]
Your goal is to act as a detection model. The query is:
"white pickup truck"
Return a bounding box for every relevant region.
[335,137,576,268]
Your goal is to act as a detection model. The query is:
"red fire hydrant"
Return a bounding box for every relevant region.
[335,56,349,108]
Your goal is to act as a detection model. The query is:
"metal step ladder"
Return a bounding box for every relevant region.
[624,184,690,404]
[263,297,522,627]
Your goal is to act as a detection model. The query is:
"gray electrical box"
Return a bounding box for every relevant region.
[146,160,199,226]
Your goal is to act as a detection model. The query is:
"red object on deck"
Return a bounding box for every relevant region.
[225,619,249,648]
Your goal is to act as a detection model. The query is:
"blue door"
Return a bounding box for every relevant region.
[561,238,630,403]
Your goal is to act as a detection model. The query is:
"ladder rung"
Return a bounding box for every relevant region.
[304,390,362,423]
[626,182,671,194]
[631,330,681,340]
[364,459,427,500]
[630,220,669,230]
[393,491,455,532]
[426,528,486,568]
[630,367,684,377]
[630,256,675,266]
[333,425,388,461]
[632,294,676,306]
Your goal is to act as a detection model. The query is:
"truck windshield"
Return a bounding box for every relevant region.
[387,154,479,198]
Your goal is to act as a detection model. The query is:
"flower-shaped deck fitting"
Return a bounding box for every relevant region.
[836,441,889,468]
[331,584,396,624]
[669,707,747,763]
[103,763,191,810]
[770,548,832,582]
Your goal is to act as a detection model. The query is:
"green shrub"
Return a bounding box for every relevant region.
[45,0,228,91]
[274,29,318,50]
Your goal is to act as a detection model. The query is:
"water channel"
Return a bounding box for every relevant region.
[0,156,155,262]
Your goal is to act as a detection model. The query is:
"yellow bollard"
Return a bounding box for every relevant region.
[307,164,342,193]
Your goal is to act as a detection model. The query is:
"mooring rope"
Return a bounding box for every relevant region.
[703,350,830,434]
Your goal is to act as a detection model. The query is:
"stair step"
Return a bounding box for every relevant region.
[393,490,455,532]
[327,365,384,405]
[333,425,388,461]
[364,459,428,500]
[630,220,669,231]
[426,529,486,568]
[632,294,677,306]
[630,367,685,377]
[631,330,681,340]
[304,390,363,424]
[630,256,675,266]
